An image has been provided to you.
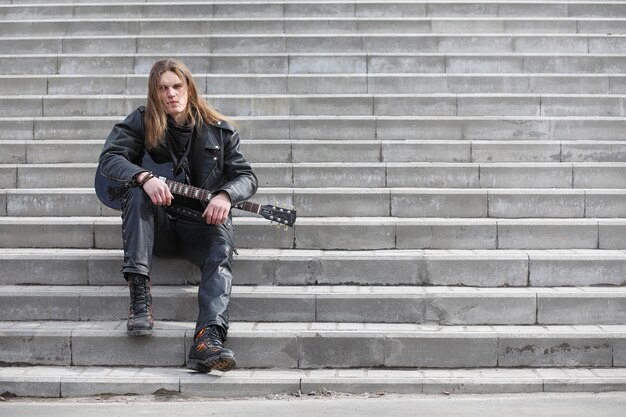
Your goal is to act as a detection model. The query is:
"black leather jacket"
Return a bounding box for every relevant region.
[98,106,257,207]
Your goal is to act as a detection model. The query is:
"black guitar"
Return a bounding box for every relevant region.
[94,154,296,228]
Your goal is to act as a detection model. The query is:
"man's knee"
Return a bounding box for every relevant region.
[122,186,152,212]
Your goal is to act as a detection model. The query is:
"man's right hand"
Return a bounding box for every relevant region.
[137,172,174,206]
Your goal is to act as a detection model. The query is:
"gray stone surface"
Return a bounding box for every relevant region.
[6,190,102,217]
[488,190,584,218]
[292,140,381,162]
[562,141,626,162]
[0,286,80,321]
[0,141,26,164]
[529,251,626,287]
[573,164,626,188]
[295,218,396,250]
[3,366,626,399]
[425,251,529,287]
[586,191,626,217]
[293,163,385,187]
[498,333,613,367]
[387,163,480,188]
[537,290,626,324]
[0,327,72,366]
[396,219,497,250]
[299,333,386,368]
[497,220,598,249]
[480,164,572,188]
[2,0,626,398]
[385,333,497,367]
[294,188,389,217]
[71,328,186,367]
[382,140,471,162]
[599,220,626,249]
[391,189,487,218]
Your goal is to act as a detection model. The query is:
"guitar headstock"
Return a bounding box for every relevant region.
[258,204,297,228]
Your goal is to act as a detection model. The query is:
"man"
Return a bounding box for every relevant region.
[98,59,258,373]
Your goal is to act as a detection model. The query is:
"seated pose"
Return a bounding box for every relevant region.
[98,59,257,373]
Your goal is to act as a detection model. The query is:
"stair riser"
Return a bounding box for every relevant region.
[4,117,626,141]
[4,35,624,55]
[3,290,626,325]
[4,55,626,75]
[2,219,626,250]
[7,140,626,164]
[1,19,623,36]
[2,250,626,287]
[6,75,626,95]
[5,95,626,118]
[0,328,622,368]
[2,2,626,19]
[3,164,626,189]
[6,190,626,218]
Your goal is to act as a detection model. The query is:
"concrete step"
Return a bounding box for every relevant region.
[5,187,626,218]
[1,34,624,55]
[2,248,626,287]
[3,115,626,141]
[5,94,626,117]
[1,321,624,368]
[4,74,625,95]
[4,366,626,397]
[2,53,625,75]
[5,140,626,164]
[0,17,623,36]
[2,2,625,20]
[3,162,626,189]
[2,217,626,250]
[2,284,626,325]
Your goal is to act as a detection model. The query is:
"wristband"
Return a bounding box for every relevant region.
[138,172,155,186]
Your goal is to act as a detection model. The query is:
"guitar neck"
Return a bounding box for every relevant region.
[233,200,261,214]
[162,178,211,203]
[161,177,260,215]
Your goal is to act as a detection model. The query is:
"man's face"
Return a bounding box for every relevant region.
[158,70,189,123]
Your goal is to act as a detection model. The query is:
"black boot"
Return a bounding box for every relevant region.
[187,325,236,373]
[126,273,154,336]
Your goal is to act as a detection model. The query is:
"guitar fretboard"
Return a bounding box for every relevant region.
[161,177,261,215]
[234,200,261,214]
[163,178,211,202]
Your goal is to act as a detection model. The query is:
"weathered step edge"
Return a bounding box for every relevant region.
[3,366,626,398]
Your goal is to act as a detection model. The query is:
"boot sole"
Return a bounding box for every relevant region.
[187,355,236,373]
[127,328,154,337]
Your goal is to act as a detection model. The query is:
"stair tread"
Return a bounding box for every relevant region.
[2,216,623,222]
[3,284,626,295]
[3,366,626,379]
[2,320,625,333]
[3,366,626,398]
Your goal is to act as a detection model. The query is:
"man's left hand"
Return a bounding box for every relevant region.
[203,191,231,225]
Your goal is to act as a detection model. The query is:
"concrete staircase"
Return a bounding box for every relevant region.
[1,0,626,397]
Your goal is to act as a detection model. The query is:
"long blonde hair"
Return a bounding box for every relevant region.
[144,59,231,150]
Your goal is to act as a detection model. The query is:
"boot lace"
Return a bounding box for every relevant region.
[129,275,151,316]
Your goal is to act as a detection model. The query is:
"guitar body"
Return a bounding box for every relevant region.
[95,153,186,211]
[95,153,297,227]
